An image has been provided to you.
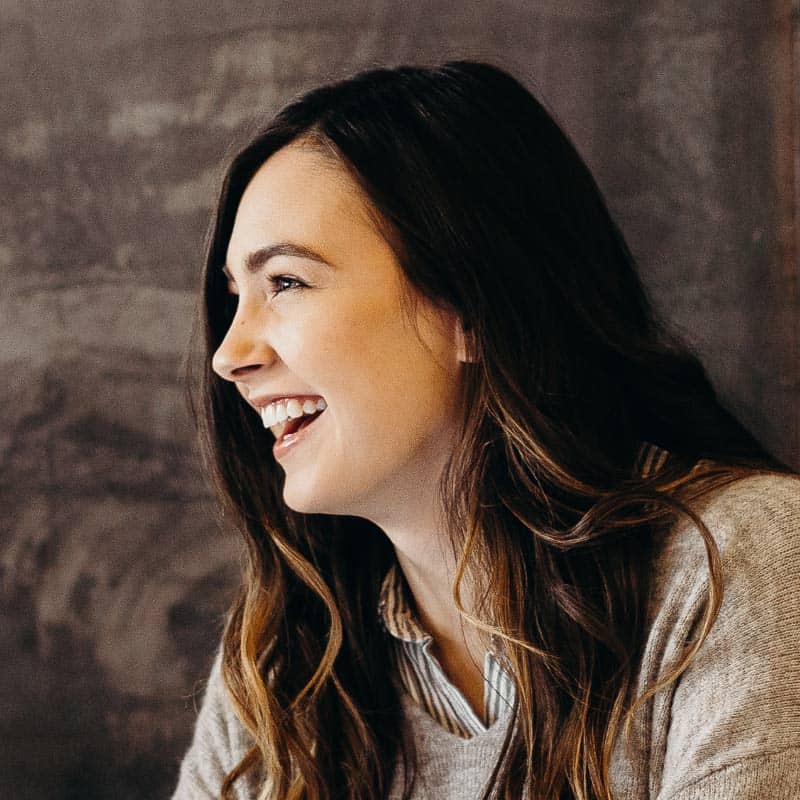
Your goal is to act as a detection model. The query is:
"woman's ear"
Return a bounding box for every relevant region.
[455,317,477,363]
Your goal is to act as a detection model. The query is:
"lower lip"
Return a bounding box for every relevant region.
[272,410,325,460]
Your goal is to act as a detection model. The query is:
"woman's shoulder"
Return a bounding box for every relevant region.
[653,470,800,583]
[644,469,800,649]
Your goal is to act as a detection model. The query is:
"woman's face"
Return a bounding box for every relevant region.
[212,141,470,523]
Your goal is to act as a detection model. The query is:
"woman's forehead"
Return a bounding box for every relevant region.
[228,147,373,256]
[225,145,400,288]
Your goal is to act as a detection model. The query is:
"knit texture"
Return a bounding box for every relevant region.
[171,472,800,799]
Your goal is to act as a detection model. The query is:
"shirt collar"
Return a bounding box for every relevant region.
[635,440,670,478]
[377,558,511,664]
[377,559,432,643]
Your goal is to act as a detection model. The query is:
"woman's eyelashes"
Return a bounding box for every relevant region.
[267,274,308,296]
[222,275,309,299]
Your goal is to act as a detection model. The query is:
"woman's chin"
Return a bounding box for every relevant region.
[281,479,328,515]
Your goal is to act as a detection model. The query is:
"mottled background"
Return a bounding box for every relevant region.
[2,1,798,797]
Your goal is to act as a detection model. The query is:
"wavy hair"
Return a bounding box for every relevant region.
[186,60,797,799]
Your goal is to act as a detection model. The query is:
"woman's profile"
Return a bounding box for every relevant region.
[171,60,800,799]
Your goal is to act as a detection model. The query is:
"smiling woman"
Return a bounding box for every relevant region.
[172,61,800,800]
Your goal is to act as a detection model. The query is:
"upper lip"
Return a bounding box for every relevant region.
[248,393,323,410]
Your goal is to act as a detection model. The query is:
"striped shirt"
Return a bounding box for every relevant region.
[376,441,671,740]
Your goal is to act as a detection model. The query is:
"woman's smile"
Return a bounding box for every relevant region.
[271,403,328,460]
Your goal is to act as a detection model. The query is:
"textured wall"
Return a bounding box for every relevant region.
[2,1,797,797]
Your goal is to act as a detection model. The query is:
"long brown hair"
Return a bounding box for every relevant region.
[186,60,798,799]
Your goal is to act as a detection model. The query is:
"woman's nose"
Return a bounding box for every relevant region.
[211,315,272,382]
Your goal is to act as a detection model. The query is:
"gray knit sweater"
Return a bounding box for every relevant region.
[172,473,800,799]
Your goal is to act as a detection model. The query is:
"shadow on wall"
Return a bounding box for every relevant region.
[2,555,239,799]
[1,354,240,798]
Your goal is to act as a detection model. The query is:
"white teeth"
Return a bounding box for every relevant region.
[286,398,304,419]
[259,396,327,437]
[271,419,289,439]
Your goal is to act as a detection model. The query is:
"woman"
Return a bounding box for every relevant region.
[172,61,800,799]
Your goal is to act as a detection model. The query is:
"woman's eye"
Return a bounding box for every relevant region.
[268,275,307,296]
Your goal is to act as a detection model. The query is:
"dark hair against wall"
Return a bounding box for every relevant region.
[186,60,797,799]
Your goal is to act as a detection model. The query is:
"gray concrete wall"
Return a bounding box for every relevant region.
[2,1,797,797]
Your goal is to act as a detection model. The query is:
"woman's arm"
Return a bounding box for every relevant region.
[655,474,800,799]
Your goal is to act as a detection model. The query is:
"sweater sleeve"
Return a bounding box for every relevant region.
[655,474,800,800]
[171,639,255,800]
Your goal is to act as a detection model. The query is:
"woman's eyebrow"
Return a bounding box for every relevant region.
[222,241,336,280]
